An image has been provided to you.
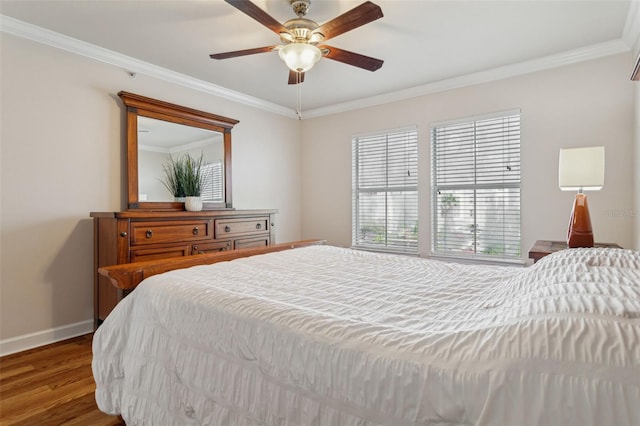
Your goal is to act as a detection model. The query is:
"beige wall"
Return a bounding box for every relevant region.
[301,53,637,256]
[0,35,302,349]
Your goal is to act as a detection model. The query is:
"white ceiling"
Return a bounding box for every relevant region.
[1,0,638,117]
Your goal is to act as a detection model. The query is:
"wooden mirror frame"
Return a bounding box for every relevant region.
[119,91,238,210]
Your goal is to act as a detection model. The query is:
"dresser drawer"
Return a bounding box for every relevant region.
[131,220,213,246]
[192,240,232,255]
[130,244,190,262]
[234,236,270,249]
[215,217,269,238]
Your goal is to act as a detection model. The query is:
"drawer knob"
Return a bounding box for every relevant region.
[192,226,199,235]
[120,231,127,237]
[256,223,262,230]
[193,245,198,250]
[146,230,153,238]
[224,225,231,233]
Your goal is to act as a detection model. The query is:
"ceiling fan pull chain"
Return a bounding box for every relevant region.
[296,72,303,120]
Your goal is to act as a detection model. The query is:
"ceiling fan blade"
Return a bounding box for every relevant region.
[288,70,305,85]
[225,0,289,35]
[319,45,383,71]
[210,45,278,60]
[315,1,383,42]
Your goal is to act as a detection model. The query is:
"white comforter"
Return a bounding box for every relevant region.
[92,246,640,425]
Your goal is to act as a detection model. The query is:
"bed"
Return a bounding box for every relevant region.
[92,244,640,425]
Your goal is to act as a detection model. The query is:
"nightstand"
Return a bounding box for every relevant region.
[528,240,623,263]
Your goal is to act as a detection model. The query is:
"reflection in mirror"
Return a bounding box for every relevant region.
[137,117,224,203]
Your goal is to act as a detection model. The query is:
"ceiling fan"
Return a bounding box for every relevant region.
[210,0,384,85]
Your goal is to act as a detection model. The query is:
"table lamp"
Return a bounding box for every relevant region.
[558,146,605,248]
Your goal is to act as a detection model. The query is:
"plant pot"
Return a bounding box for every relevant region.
[185,196,203,212]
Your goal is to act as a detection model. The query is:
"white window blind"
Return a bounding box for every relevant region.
[201,161,223,202]
[431,111,521,260]
[352,127,418,254]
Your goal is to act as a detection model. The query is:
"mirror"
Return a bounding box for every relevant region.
[119,91,238,210]
[137,117,224,203]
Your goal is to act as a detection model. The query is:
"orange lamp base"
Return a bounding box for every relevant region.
[567,193,594,248]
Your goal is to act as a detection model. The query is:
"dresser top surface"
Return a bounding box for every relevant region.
[90,209,277,219]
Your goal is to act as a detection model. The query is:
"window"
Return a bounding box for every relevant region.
[201,161,223,202]
[431,111,521,260]
[352,127,418,254]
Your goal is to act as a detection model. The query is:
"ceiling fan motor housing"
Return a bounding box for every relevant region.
[281,18,324,44]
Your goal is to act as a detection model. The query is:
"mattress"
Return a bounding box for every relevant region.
[92,245,640,425]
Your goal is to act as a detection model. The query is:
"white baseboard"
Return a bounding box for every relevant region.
[0,319,94,357]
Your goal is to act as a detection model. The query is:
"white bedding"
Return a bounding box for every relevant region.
[92,245,640,425]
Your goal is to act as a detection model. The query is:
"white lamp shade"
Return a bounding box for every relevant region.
[558,146,605,191]
[278,43,321,73]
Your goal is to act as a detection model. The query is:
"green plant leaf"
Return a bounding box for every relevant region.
[161,152,204,197]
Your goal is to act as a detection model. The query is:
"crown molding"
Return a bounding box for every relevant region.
[1,13,634,121]
[303,38,631,118]
[0,15,298,119]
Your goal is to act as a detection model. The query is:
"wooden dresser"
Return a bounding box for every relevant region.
[91,209,276,325]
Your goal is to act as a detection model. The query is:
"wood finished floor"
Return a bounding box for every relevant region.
[0,334,124,425]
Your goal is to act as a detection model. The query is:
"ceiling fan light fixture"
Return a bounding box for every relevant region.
[278,43,321,72]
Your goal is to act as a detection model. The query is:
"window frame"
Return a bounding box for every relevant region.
[200,160,224,202]
[352,126,419,255]
[430,110,521,262]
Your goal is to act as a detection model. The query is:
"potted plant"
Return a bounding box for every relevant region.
[162,153,204,211]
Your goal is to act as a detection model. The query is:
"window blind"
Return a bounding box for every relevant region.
[201,161,223,202]
[352,127,418,254]
[431,112,521,259]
